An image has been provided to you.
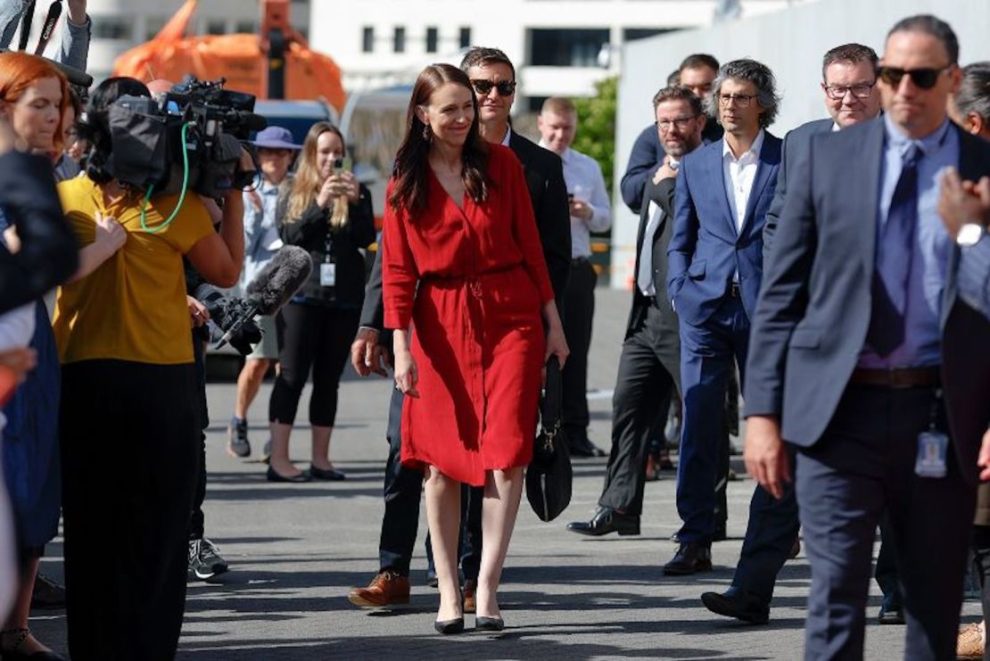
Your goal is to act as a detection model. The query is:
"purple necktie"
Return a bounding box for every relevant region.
[866,144,920,357]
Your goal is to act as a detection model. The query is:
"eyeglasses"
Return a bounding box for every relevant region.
[470,79,516,97]
[876,65,953,90]
[718,93,757,108]
[657,115,699,131]
[822,82,876,100]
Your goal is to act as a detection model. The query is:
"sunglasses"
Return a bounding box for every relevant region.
[877,65,952,90]
[470,79,517,97]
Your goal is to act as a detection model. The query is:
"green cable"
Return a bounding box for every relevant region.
[140,121,193,234]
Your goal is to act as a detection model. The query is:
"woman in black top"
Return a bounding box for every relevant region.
[267,122,375,482]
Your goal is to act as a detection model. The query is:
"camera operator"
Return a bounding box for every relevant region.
[52,76,248,660]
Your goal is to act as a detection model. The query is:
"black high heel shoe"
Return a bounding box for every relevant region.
[475,616,505,632]
[434,617,465,635]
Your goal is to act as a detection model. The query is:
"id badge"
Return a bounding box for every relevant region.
[320,262,336,287]
[915,430,949,478]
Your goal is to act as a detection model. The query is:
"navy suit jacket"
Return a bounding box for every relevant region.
[666,132,782,327]
[744,118,990,485]
[762,118,834,262]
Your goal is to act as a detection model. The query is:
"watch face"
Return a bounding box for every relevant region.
[958,223,985,247]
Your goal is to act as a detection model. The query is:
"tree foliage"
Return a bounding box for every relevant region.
[572,75,617,199]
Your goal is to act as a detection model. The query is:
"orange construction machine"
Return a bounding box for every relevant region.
[112,0,346,110]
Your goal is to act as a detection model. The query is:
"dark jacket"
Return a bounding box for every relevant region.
[279,183,376,308]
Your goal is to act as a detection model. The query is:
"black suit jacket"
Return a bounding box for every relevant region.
[626,175,678,338]
[744,118,990,485]
[0,152,78,313]
[360,133,572,330]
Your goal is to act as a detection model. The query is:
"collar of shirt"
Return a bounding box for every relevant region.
[831,122,841,132]
[883,113,951,159]
[722,128,765,165]
[500,126,512,147]
[538,140,570,161]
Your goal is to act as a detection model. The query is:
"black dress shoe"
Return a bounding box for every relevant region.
[434,617,465,634]
[309,465,346,481]
[266,466,311,483]
[475,616,505,632]
[663,542,713,575]
[569,436,607,458]
[878,593,905,625]
[566,507,640,536]
[701,589,770,624]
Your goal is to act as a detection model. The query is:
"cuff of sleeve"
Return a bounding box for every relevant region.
[383,310,410,330]
[67,15,91,30]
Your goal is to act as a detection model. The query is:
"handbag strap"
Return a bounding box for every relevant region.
[540,355,563,436]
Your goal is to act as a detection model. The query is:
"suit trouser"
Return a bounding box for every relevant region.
[795,384,975,661]
[61,361,199,661]
[677,295,749,543]
[377,386,482,580]
[598,303,679,515]
[190,332,209,541]
[561,258,597,439]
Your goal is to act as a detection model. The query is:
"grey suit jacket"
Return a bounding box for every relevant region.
[744,117,990,485]
[762,118,834,262]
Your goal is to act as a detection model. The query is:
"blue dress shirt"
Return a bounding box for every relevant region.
[859,116,958,368]
[958,234,990,320]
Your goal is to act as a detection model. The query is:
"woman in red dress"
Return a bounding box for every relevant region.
[382,63,568,634]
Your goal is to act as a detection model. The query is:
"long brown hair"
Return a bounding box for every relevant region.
[389,64,488,215]
[287,121,348,226]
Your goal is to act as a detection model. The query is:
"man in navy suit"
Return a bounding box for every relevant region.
[702,43,885,624]
[664,59,782,575]
[745,15,990,659]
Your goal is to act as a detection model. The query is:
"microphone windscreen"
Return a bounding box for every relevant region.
[246,245,313,315]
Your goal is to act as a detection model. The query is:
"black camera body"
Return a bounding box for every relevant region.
[104,76,267,199]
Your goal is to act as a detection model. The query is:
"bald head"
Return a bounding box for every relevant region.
[146,79,175,96]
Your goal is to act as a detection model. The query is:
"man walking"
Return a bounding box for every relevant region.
[664,59,782,575]
[745,15,990,659]
[566,86,705,538]
[702,43,884,624]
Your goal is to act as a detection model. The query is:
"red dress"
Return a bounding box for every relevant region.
[382,145,555,487]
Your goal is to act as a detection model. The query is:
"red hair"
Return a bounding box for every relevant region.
[0,51,70,151]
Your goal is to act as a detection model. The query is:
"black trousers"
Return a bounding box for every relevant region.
[796,384,975,661]
[377,386,482,580]
[270,302,359,427]
[61,360,199,661]
[599,303,679,516]
[190,332,209,540]
[561,258,596,440]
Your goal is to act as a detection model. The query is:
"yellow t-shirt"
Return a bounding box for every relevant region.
[53,176,214,365]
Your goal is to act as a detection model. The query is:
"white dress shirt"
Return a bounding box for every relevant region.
[540,143,612,258]
[722,129,765,232]
[638,202,663,296]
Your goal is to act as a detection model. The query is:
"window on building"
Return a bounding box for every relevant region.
[235,20,256,34]
[394,26,406,53]
[205,19,226,35]
[459,26,471,49]
[426,26,438,53]
[362,26,374,53]
[529,28,610,67]
[93,17,133,41]
[622,28,675,42]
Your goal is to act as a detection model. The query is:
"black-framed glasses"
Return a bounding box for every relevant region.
[718,93,757,108]
[470,79,516,97]
[877,65,953,90]
[657,115,699,131]
[822,82,876,100]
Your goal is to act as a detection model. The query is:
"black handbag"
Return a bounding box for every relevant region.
[526,356,573,522]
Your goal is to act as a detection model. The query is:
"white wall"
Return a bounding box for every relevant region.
[611,0,990,289]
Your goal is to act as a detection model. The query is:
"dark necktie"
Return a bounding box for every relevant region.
[866,144,920,357]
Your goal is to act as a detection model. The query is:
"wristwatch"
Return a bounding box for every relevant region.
[957,222,986,247]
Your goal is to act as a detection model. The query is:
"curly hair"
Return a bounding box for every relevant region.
[705,58,781,129]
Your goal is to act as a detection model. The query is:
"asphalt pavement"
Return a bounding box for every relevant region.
[29,286,981,659]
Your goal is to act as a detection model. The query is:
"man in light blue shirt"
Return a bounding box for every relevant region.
[0,0,90,73]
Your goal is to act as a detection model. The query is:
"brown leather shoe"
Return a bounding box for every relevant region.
[957,621,985,659]
[347,570,410,609]
[462,579,477,613]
